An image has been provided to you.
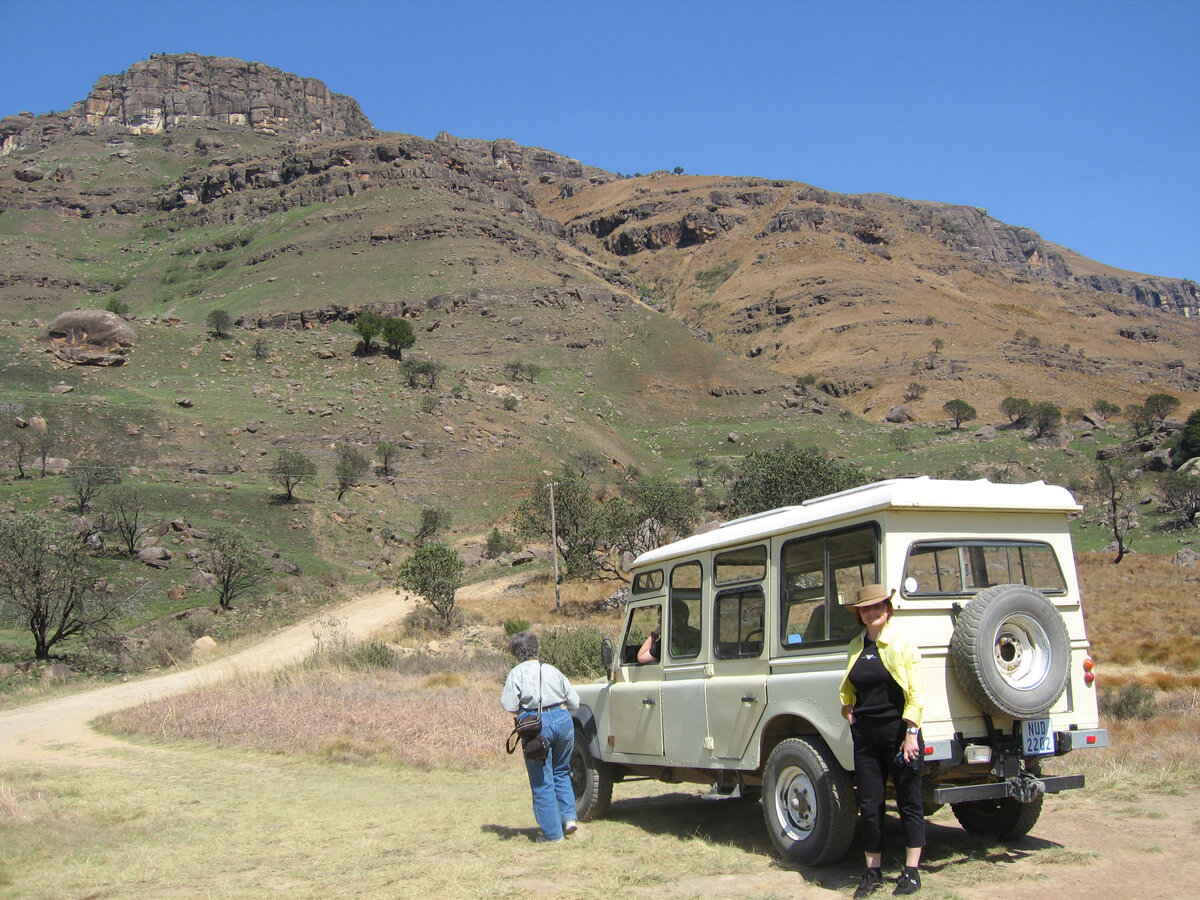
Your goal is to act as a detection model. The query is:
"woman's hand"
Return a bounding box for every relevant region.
[842,704,855,725]
[901,729,921,762]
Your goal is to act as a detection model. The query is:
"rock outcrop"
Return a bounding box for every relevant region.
[2,54,373,154]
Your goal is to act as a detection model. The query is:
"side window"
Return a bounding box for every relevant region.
[669,562,702,659]
[632,569,664,594]
[714,545,767,585]
[903,541,1066,596]
[621,604,661,665]
[780,524,878,647]
[714,587,765,659]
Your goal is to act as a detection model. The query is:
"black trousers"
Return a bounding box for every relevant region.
[851,716,925,854]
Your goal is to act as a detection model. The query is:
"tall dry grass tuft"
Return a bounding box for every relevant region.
[0,780,25,820]
[102,634,517,770]
[1066,709,1200,793]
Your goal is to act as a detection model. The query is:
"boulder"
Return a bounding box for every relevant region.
[39,309,136,354]
[39,662,72,682]
[885,405,916,423]
[191,635,218,659]
[137,546,172,568]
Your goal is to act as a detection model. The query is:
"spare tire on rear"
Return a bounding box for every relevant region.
[950,584,1070,719]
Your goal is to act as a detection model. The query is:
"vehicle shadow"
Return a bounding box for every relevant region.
[595,792,1065,891]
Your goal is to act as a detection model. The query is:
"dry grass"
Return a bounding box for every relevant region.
[102,660,513,771]
[1077,552,1200,672]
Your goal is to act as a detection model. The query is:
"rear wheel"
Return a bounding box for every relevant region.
[761,737,857,865]
[951,793,1044,839]
[570,730,613,821]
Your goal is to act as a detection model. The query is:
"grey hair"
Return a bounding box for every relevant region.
[509,630,539,662]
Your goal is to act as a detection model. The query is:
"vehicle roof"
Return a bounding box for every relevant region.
[633,477,1081,569]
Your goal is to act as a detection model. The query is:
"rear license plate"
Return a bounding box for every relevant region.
[1020,717,1055,756]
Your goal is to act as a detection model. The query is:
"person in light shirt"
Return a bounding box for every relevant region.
[500,630,581,843]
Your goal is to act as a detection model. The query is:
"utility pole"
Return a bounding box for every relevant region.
[548,481,561,613]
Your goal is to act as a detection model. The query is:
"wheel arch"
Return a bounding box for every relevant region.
[571,705,604,758]
[757,713,851,773]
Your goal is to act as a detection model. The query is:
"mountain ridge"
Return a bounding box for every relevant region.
[1,53,1197,423]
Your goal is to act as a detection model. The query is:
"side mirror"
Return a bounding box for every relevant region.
[601,635,614,671]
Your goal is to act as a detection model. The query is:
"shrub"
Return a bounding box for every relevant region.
[502,395,518,411]
[1100,683,1157,720]
[540,625,610,680]
[486,527,519,558]
[504,618,531,636]
[103,297,130,316]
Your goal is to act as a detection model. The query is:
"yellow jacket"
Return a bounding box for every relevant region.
[838,619,924,727]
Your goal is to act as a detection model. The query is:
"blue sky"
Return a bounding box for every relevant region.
[2,0,1196,281]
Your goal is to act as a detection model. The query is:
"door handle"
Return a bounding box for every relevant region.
[741,695,759,703]
[642,698,657,706]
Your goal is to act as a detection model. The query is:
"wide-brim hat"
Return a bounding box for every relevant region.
[846,583,895,607]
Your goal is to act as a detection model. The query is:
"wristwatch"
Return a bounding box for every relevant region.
[906,726,920,735]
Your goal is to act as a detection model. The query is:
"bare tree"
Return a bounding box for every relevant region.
[0,512,137,659]
[1094,459,1136,564]
[106,484,150,556]
[68,461,122,514]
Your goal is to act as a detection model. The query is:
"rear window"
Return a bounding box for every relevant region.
[902,541,1066,596]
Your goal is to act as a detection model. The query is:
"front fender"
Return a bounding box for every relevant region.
[571,705,603,758]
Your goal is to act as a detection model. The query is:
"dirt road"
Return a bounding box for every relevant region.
[0,586,413,765]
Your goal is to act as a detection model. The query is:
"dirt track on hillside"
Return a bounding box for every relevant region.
[0,586,414,765]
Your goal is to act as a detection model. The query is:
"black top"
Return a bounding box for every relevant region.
[849,637,905,722]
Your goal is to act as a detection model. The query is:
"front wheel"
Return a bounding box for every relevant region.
[761,737,857,865]
[570,730,613,821]
[951,793,1044,839]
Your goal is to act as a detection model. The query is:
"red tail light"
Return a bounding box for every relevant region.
[1083,655,1096,686]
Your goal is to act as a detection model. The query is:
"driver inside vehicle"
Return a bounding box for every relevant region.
[637,599,700,662]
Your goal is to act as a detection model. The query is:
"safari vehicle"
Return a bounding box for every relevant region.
[569,477,1108,864]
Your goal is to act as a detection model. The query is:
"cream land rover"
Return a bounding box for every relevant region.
[569,477,1108,864]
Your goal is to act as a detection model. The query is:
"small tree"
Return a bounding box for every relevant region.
[1000,396,1032,424]
[35,431,54,477]
[1094,459,1136,564]
[931,337,945,355]
[1093,399,1121,421]
[1143,392,1180,427]
[1177,409,1200,466]
[402,358,441,389]
[333,444,369,502]
[8,430,30,479]
[1028,401,1062,438]
[728,443,863,517]
[943,399,977,431]
[103,297,130,316]
[396,542,464,631]
[1124,404,1155,437]
[354,311,385,355]
[271,449,316,502]
[205,526,272,610]
[691,456,713,487]
[903,382,926,403]
[375,440,399,477]
[1162,470,1200,525]
[206,309,232,337]
[0,513,135,659]
[381,317,415,359]
[106,484,149,556]
[68,461,122,514]
[414,507,450,544]
[485,526,518,558]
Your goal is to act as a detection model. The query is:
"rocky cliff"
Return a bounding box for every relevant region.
[1,54,373,153]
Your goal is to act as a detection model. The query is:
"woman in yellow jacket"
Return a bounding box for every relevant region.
[839,583,925,897]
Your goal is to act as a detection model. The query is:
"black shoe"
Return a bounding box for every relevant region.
[853,870,884,898]
[894,868,921,895]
